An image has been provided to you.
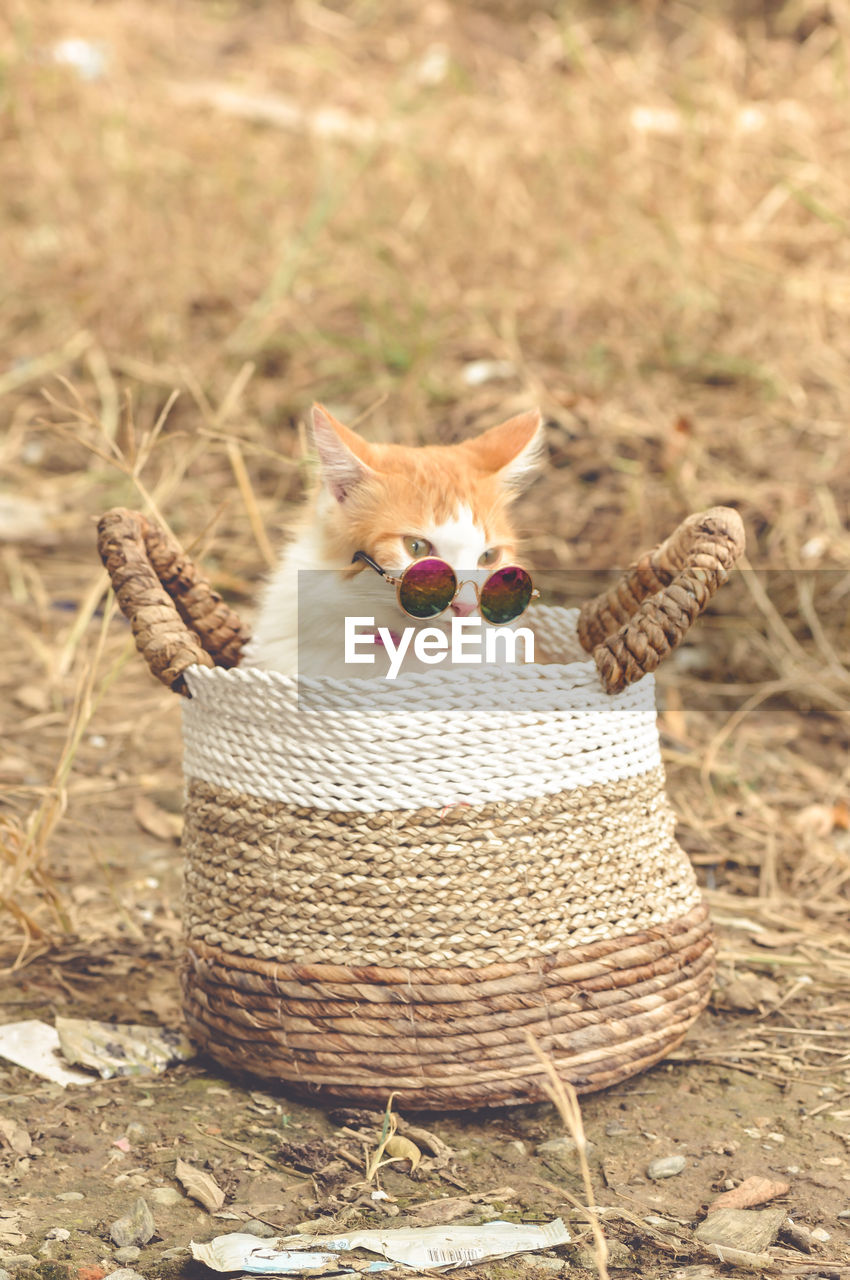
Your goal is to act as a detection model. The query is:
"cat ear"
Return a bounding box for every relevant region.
[464,409,544,489]
[311,404,376,504]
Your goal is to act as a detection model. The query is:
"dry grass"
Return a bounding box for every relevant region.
[526,1032,610,1279]
[0,0,848,990]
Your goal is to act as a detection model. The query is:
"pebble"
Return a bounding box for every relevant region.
[124,1122,146,1142]
[150,1186,182,1207]
[0,1269,11,1280]
[791,1223,829,1250]
[576,1239,632,1269]
[45,1228,71,1241]
[608,1240,636,1269]
[837,1209,850,1220]
[109,1197,155,1248]
[647,1155,686,1180]
[519,1258,564,1274]
[159,1246,188,1260]
[536,1135,595,1158]
[104,1271,146,1280]
[56,1191,85,1201]
[242,1220,277,1239]
[605,1122,628,1137]
[113,1246,142,1263]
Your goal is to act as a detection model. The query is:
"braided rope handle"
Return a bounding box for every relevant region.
[577,506,746,694]
[97,508,252,695]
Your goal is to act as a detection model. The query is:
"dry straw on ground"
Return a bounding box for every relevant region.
[0,0,848,1027]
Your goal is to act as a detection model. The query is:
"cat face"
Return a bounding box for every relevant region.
[248,404,544,675]
[312,404,542,621]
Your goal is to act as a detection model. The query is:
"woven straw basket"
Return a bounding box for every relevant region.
[98,505,744,1109]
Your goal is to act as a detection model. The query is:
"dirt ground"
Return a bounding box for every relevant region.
[2,0,850,1277]
[4,901,850,1279]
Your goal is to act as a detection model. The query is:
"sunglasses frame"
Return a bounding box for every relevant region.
[352,550,539,624]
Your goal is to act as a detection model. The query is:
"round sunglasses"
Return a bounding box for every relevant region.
[352,550,538,624]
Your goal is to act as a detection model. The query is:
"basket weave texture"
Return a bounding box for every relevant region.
[97,505,745,1107]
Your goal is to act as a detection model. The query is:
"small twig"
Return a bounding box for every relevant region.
[350,392,388,429]
[194,1123,309,1176]
[226,437,276,568]
[335,1147,364,1171]
[214,361,256,427]
[398,1122,454,1159]
[0,329,94,397]
[524,1031,609,1280]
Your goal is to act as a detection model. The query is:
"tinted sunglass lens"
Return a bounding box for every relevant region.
[480,566,533,624]
[399,558,457,618]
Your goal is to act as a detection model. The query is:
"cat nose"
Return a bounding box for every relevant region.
[450,599,477,617]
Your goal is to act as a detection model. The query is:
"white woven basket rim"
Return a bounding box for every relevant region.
[179,606,661,812]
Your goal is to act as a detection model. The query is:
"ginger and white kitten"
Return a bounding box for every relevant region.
[247,404,543,678]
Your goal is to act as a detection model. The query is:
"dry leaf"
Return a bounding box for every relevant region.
[712,973,781,1013]
[750,928,809,949]
[708,1176,790,1213]
[406,1187,517,1228]
[175,1157,225,1212]
[399,1123,454,1160]
[0,1117,32,1156]
[134,795,183,842]
[406,1197,476,1228]
[383,1134,421,1172]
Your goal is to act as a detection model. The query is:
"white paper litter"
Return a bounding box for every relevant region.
[192,1219,570,1273]
[0,1020,92,1087]
[190,1235,392,1274]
